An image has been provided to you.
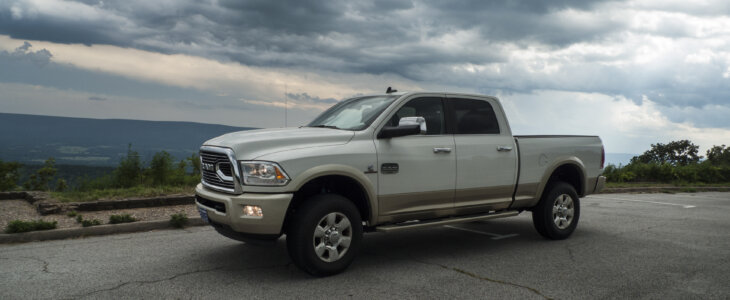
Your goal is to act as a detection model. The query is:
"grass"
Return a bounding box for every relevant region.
[605,182,730,188]
[5,220,57,233]
[81,219,102,227]
[169,213,189,228]
[51,185,196,202]
[109,214,137,224]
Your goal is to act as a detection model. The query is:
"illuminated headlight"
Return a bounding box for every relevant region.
[239,161,290,186]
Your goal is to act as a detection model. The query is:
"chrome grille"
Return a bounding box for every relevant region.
[200,150,235,191]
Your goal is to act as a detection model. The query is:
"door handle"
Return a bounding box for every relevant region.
[497,146,513,152]
[433,147,452,153]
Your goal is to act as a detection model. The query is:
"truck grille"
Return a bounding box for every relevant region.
[200,150,236,191]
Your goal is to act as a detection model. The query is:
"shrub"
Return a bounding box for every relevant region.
[81,219,102,227]
[109,214,136,224]
[76,215,83,223]
[5,220,57,233]
[169,213,189,228]
[67,211,78,217]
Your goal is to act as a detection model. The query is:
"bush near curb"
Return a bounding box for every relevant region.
[81,219,102,227]
[109,214,137,224]
[5,220,57,233]
[170,213,188,228]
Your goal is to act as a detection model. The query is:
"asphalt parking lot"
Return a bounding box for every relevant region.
[1,192,728,299]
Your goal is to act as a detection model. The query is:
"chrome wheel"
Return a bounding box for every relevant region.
[313,212,352,263]
[552,194,575,229]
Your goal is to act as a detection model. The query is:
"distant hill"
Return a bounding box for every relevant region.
[0,112,255,166]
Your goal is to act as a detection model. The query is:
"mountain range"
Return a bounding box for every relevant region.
[0,112,253,166]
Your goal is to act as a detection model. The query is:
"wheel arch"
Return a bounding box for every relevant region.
[535,158,587,201]
[283,165,376,232]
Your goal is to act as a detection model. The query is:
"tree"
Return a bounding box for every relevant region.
[187,153,200,176]
[630,140,701,166]
[115,144,142,188]
[0,160,22,191]
[148,151,173,185]
[24,158,57,191]
[706,145,730,166]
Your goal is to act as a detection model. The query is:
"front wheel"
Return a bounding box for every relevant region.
[286,194,363,276]
[532,182,580,240]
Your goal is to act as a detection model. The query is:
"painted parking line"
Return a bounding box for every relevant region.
[443,225,519,240]
[587,195,696,208]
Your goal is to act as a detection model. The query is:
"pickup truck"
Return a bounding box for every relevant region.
[195,91,606,276]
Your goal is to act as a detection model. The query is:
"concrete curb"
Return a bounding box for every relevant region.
[602,186,730,193]
[0,217,207,244]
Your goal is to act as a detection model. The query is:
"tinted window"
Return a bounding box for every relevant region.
[451,98,500,134]
[387,97,445,135]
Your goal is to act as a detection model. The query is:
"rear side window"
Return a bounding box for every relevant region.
[451,98,500,134]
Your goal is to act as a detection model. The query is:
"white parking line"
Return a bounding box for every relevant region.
[587,195,696,208]
[443,225,519,240]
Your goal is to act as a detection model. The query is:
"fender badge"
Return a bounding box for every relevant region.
[364,164,377,174]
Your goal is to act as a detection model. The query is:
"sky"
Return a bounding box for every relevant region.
[1,0,729,155]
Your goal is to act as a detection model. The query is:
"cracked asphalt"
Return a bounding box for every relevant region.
[1,192,729,299]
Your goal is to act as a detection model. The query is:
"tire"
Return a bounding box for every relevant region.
[286,194,363,276]
[532,181,580,240]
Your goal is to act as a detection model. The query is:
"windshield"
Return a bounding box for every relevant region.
[307,95,398,130]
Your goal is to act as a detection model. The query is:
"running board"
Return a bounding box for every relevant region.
[375,210,520,232]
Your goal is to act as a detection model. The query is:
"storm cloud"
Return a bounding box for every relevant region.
[0,0,729,152]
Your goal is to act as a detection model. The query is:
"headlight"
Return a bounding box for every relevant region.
[239,161,290,186]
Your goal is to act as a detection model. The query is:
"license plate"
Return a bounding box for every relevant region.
[198,206,209,224]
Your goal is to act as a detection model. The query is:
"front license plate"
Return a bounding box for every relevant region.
[198,207,209,224]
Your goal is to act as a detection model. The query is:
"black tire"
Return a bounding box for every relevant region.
[286,194,363,276]
[532,181,580,240]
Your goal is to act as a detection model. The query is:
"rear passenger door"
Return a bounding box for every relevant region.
[448,97,517,210]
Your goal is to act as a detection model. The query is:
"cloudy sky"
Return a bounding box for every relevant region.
[1,0,729,155]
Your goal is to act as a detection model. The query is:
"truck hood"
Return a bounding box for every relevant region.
[203,127,355,160]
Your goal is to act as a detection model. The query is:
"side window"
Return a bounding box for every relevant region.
[387,97,445,135]
[451,98,500,134]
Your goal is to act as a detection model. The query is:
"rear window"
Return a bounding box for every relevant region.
[451,98,500,134]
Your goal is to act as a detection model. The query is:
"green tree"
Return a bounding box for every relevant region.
[706,145,730,166]
[0,160,22,191]
[55,178,68,192]
[24,158,57,191]
[187,153,200,176]
[148,151,173,185]
[630,140,701,166]
[115,144,142,188]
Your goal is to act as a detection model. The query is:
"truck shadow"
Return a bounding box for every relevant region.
[195,215,600,280]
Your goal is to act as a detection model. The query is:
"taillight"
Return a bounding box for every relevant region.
[601,146,605,169]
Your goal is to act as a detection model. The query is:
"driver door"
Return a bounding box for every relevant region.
[375,97,456,216]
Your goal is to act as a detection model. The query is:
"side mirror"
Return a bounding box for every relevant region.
[377,116,427,139]
[398,116,427,135]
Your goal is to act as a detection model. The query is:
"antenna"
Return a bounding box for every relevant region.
[386,86,397,94]
[284,84,288,127]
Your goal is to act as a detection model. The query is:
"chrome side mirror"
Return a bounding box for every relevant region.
[398,116,427,135]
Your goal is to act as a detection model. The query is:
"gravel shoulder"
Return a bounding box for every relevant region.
[0,199,198,231]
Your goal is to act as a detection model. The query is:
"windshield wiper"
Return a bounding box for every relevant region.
[309,125,341,129]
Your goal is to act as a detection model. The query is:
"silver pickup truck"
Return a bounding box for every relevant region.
[195,91,606,276]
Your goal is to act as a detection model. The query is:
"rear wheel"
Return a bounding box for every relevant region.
[532,182,580,240]
[286,194,363,276]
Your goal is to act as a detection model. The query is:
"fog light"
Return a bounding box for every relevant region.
[242,205,263,217]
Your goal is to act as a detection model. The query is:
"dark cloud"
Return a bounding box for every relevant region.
[285,92,338,104]
[1,0,729,122]
[88,96,107,101]
[1,41,53,67]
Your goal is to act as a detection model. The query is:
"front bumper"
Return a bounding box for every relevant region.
[194,184,293,235]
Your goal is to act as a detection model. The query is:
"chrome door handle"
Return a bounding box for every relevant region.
[433,147,452,153]
[497,146,513,152]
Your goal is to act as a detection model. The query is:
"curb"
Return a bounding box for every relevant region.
[0,217,207,244]
[601,187,730,193]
